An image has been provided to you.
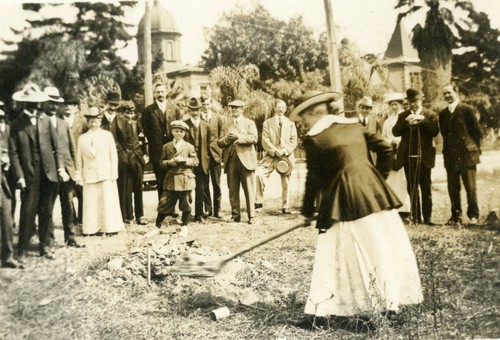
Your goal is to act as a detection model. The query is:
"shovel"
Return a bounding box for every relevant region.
[169,222,305,278]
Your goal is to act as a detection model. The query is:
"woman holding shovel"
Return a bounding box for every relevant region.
[290,91,422,327]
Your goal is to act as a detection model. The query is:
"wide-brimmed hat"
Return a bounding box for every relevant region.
[12,83,49,103]
[384,92,405,104]
[228,100,246,107]
[65,94,80,105]
[406,88,424,102]
[84,107,102,118]
[187,97,202,109]
[276,157,293,175]
[106,91,121,105]
[171,120,189,131]
[358,96,373,108]
[289,91,341,122]
[43,86,65,103]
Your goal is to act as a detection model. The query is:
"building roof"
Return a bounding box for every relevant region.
[383,20,420,64]
[137,0,180,36]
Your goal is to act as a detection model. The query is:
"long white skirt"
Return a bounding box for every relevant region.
[304,209,422,316]
[386,169,411,213]
[82,180,124,235]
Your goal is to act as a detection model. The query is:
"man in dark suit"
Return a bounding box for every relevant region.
[183,97,211,223]
[10,83,62,262]
[43,87,84,248]
[393,88,439,225]
[141,83,181,199]
[0,109,16,228]
[440,85,482,225]
[101,91,135,224]
[1,112,19,268]
[201,96,224,218]
[218,100,258,225]
[122,101,147,225]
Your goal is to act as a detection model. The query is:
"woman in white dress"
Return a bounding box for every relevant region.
[290,91,422,329]
[382,93,411,215]
[77,107,124,235]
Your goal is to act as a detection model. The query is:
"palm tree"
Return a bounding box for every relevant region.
[396,0,473,103]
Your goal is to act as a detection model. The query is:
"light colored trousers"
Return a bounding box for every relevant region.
[255,165,290,209]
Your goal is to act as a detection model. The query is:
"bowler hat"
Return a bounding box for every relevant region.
[384,92,405,103]
[106,91,121,105]
[228,100,245,107]
[358,96,373,108]
[406,88,424,102]
[84,107,102,118]
[187,97,202,109]
[289,91,341,122]
[65,94,80,105]
[170,120,189,131]
[12,83,49,103]
[44,86,65,103]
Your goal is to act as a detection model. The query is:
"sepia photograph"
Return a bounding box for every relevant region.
[0,0,499,338]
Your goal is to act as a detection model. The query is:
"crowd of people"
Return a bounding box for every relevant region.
[0,80,485,325]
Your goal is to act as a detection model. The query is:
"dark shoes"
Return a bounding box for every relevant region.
[446,218,462,226]
[213,211,222,218]
[194,215,206,223]
[136,218,147,225]
[2,259,20,269]
[40,248,55,260]
[282,209,291,214]
[66,240,85,248]
[423,220,436,226]
[254,203,263,211]
[226,216,241,223]
[248,217,255,225]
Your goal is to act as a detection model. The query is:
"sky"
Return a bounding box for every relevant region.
[0,0,499,66]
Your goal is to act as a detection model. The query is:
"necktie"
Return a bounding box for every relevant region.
[278,117,282,146]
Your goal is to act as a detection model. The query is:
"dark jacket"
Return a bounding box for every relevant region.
[184,118,210,174]
[392,108,439,170]
[439,103,482,171]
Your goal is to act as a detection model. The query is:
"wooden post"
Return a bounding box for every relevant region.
[324,0,344,111]
[143,0,153,106]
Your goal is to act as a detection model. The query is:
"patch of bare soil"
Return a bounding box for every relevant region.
[1,173,499,339]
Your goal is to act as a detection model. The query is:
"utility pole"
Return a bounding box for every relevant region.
[324,0,344,109]
[143,0,153,106]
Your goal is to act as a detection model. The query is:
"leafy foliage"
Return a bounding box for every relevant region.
[202,4,328,82]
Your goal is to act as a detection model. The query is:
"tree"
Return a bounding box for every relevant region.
[202,4,327,82]
[0,2,137,107]
[396,0,476,102]
[452,9,500,97]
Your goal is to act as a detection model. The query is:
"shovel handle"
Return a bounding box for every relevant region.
[220,222,306,265]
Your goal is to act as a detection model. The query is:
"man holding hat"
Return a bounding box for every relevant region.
[255,98,297,214]
[217,100,258,224]
[183,97,211,223]
[9,83,62,262]
[142,83,182,200]
[393,88,439,225]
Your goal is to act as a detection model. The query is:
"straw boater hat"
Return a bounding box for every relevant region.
[276,157,293,176]
[12,83,49,103]
[84,107,102,118]
[384,92,405,104]
[358,96,373,108]
[228,100,245,107]
[187,97,202,109]
[43,86,65,103]
[289,91,341,122]
[170,120,189,131]
[406,88,424,102]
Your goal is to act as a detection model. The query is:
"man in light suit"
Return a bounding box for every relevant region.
[255,99,297,214]
[141,83,181,199]
[218,100,258,224]
[440,84,482,225]
[10,83,63,262]
[184,97,211,223]
[393,88,440,225]
[201,96,224,218]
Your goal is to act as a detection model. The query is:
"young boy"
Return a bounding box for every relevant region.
[155,120,199,233]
